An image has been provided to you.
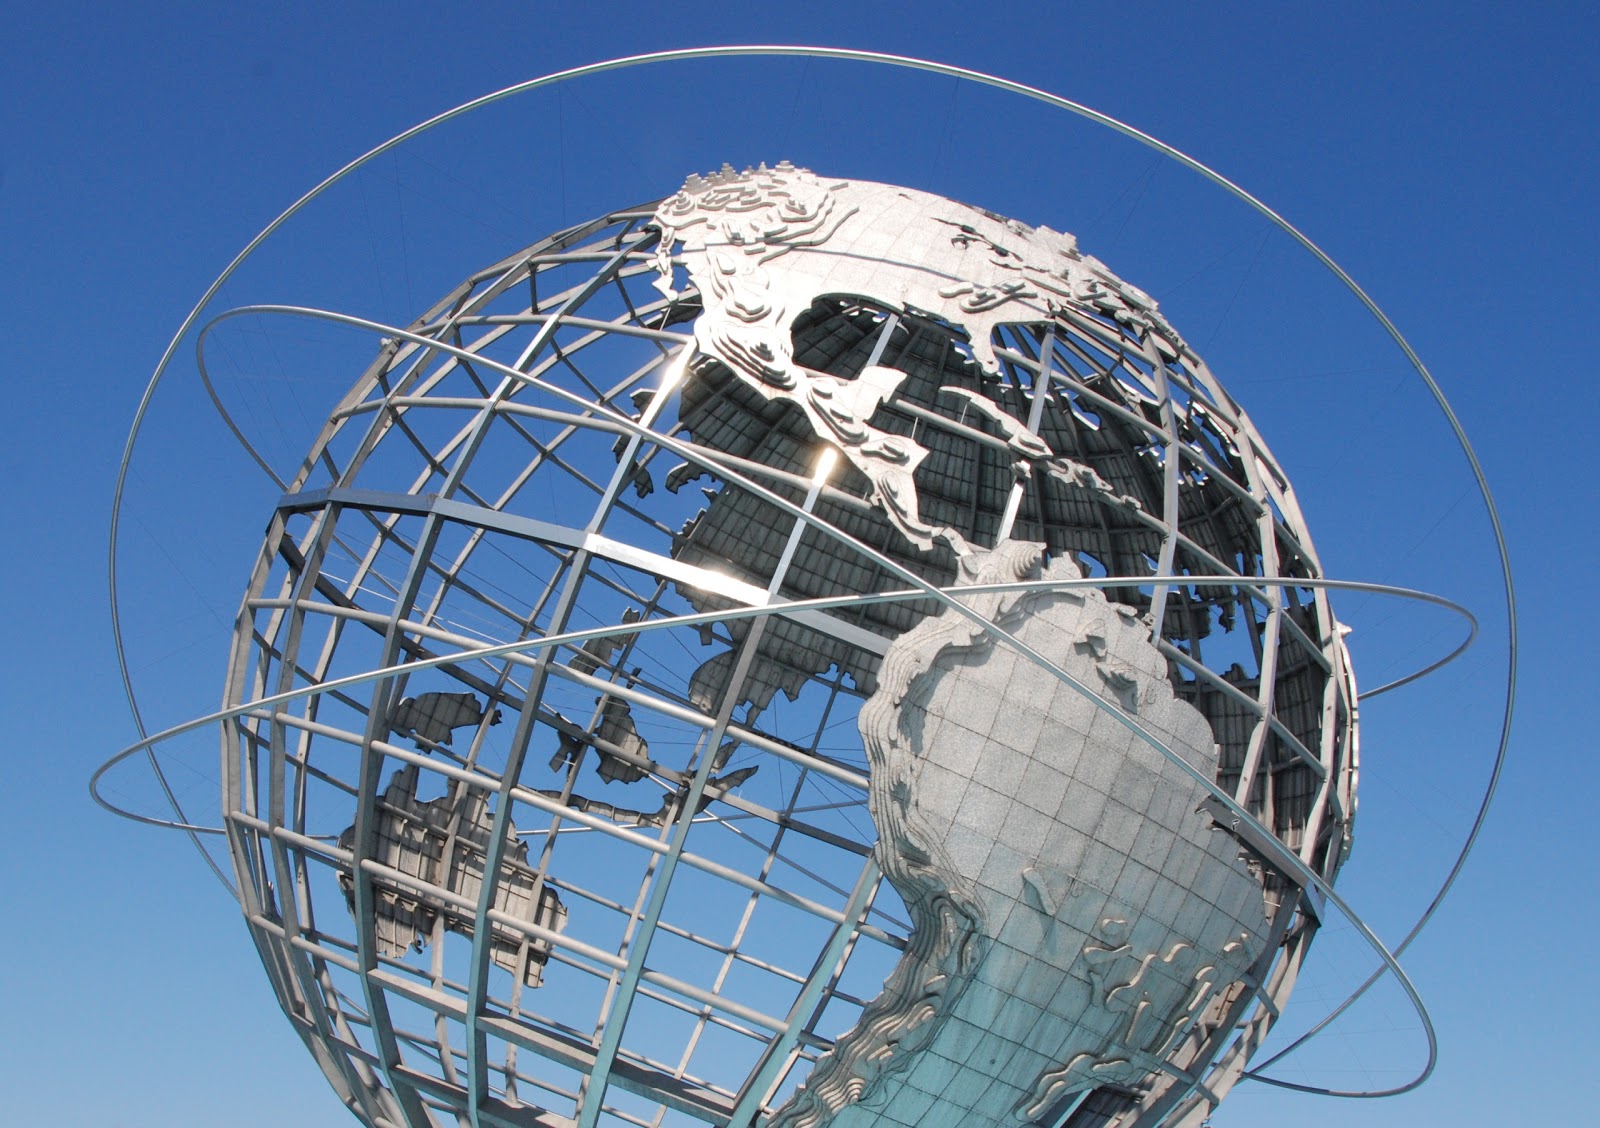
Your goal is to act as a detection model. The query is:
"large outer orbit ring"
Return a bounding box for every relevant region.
[102,46,1517,1104]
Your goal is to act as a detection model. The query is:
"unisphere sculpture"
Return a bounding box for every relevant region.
[218,164,1357,1128]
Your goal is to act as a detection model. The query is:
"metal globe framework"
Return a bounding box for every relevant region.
[204,166,1358,1128]
[93,46,1516,1128]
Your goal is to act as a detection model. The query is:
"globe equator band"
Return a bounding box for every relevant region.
[97,565,1474,809]
[94,567,1474,835]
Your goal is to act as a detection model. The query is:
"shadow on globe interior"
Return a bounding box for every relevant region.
[221,163,1356,1128]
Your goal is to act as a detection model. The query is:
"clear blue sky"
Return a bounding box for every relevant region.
[3,3,1595,1125]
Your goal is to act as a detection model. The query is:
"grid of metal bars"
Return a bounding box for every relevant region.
[221,196,1355,1128]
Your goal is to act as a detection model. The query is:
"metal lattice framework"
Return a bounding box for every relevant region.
[90,45,1521,1128]
[209,178,1361,1128]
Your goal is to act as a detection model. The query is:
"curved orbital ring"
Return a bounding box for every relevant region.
[102,47,1517,1102]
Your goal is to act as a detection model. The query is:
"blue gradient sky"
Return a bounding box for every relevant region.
[3,3,1595,1126]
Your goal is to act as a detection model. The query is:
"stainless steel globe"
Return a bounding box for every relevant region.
[219,165,1356,1128]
